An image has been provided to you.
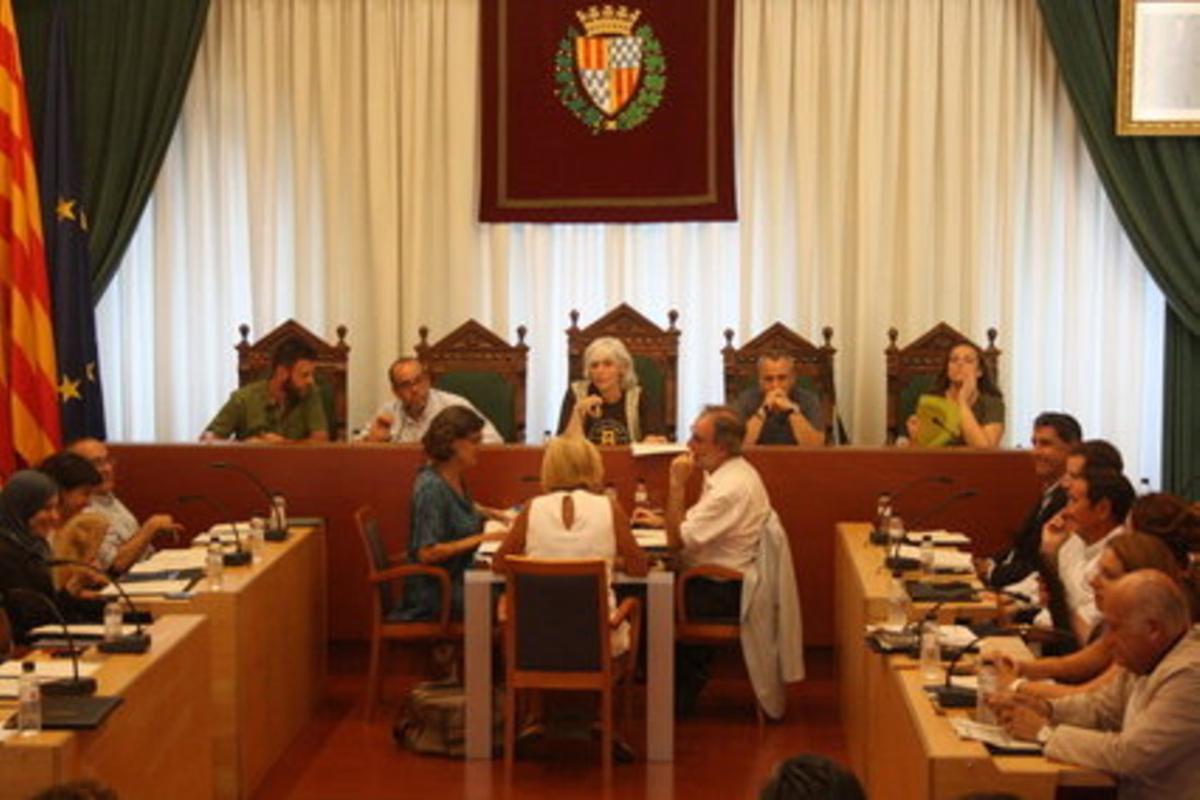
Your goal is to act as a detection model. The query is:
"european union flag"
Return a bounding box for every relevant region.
[39,1,106,443]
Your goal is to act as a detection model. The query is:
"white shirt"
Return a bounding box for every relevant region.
[1061,524,1125,633]
[679,456,771,572]
[88,492,152,571]
[358,388,503,444]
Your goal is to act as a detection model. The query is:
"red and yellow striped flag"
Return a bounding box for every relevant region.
[0,0,60,475]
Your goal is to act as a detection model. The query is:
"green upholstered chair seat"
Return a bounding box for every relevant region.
[436,371,516,442]
[633,355,666,428]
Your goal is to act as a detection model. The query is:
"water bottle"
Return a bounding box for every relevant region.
[206,539,225,591]
[887,515,905,549]
[875,493,892,533]
[249,517,266,563]
[18,661,41,736]
[633,479,649,510]
[103,600,123,643]
[270,493,288,534]
[887,569,910,628]
[976,656,998,724]
[920,534,936,575]
[919,619,941,685]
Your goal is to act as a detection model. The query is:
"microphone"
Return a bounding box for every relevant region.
[2,587,97,696]
[210,461,289,541]
[870,475,954,545]
[177,494,253,567]
[930,633,986,707]
[887,489,980,570]
[44,559,151,654]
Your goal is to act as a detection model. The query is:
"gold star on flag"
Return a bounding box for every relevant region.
[56,197,77,222]
[58,375,82,402]
[85,361,97,382]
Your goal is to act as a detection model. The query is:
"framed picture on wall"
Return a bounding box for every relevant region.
[1116,0,1200,135]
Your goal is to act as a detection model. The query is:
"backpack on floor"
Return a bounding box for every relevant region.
[394,679,502,758]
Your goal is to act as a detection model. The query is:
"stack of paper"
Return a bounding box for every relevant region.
[29,624,138,640]
[904,529,971,546]
[100,579,192,597]
[129,549,208,573]
[895,545,974,573]
[948,717,1042,752]
[633,528,668,548]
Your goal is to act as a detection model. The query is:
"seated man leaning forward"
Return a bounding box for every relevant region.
[990,570,1200,800]
[358,357,502,444]
[68,438,183,575]
[201,338,329,443]
[733,353,825,447]
[633,406,771,712]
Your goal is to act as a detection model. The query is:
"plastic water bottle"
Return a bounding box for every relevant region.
[206,539,225,591]
[919,619,941,685]
[887,569,910,628]
[249,518,266,563]
[103,600,123,643]
[920,534,936,575]
[18,661,41,736]
[270,493,288,534]
[633,479,649,510]
[976,657,998,724]
[887,515,905,549]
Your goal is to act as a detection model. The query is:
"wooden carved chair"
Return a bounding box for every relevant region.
[354,505,460,720]
[237,319,350,441]
[722,323,842,443]
[414,320,529,443]
[567,304,681,440]
[501,557,642,778]
[885,323,1001,444]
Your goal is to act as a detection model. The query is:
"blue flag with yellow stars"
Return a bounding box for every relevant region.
[39,1,106,442]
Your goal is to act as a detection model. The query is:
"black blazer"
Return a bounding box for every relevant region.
[0,534,102,643]
[987,484,1068,589]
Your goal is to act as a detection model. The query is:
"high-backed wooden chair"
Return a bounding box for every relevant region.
[354,505,460,720]
[722,323,840,442]
[237,319,350,440]
[567,304,680,440]
[501,557,642,778]
[885,323,1001,444]
[415,320,529,443]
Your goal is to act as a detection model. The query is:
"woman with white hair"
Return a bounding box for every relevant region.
[556,336,666,444]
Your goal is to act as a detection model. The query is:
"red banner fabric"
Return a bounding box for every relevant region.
[480,0,736,223]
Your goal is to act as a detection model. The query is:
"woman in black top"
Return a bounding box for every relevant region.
[556,336,666,445]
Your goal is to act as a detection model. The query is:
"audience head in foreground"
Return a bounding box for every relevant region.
[758,754,865,800]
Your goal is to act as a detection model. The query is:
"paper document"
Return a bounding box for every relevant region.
[937,625,978,649]
[484,520,508,535]
[948,717,1042,752]
[477,539,501,556]
[630,442,688,458]
[129,549,208,573]
[101,579,192,597]
[896,545,974,573]
[193,524,252,545]
[633,528,668,548]
[29,624,138,640]
[904,529,971,546]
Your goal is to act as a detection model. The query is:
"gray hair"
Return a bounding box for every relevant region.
[756,352,797,373]
[583,336,638,391]
[700,405,745,456]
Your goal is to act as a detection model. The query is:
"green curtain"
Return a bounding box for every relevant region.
[15,0,210,300]
[1038,0,1200,499]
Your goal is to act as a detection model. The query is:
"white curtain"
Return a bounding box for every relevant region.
[97,0,1165,484]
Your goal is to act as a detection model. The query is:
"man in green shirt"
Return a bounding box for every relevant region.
[201,338,330,443]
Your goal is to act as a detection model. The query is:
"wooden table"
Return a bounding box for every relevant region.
[0,615,213,800]
[136,525,327,799]
[834,522,999,790]
[107,443,1041,644]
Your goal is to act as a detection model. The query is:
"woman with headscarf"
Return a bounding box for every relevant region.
[0,470,101,642]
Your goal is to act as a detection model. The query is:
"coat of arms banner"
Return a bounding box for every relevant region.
[480,0,736,222]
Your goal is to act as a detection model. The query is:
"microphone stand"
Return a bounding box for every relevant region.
[177,494,253,567]
[45,559,152,654]
[210,461,289,541]
[931,633,986,708]
[3,587,97,696]
[887,489,979,571]
[870,475,954,545]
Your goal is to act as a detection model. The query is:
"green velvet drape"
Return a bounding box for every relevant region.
[15,0,210,300]
[1038,0,1200,499]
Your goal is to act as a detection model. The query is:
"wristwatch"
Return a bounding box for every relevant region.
[1036,725,1053,745]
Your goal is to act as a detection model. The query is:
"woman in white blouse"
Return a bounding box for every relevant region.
[493,436,648,655]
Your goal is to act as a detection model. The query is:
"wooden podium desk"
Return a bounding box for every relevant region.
[136,525,326,799]
[834,522,1000,790]
[872,666,1113,800]
[0,615,212,800]
[108,443,1039,645]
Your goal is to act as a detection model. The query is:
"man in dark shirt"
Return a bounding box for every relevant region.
[733,354,824,446]
[982,411,1081,589]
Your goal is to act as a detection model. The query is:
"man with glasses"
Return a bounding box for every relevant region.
[68,438,183,575]
[358,357,502,444]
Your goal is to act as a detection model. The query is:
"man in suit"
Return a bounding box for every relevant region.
[980,412,1081,589]
[992,570,1200,800]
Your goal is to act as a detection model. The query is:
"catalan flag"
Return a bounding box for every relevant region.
[0,0,61,475]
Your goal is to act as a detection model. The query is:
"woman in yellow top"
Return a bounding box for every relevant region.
[907,342,1005,448]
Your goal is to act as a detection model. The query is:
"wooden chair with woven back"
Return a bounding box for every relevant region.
[722,322,841,443]
[500,557,642,778]
[414,320,529,443]
[884,323,1001,444]
[236,319,351,440]
[354,504,461,720]
[566,304,681,441]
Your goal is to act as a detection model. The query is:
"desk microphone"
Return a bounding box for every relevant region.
[887,489,979,570]
[177,494,253,567]
[870,475,954,545]
[210,461,288,541]
[2,587,97,696]
[43,559,152,654]
[931,633,986,707]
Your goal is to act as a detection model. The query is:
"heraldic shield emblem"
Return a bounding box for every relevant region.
[555,5,667,133]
